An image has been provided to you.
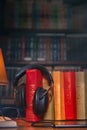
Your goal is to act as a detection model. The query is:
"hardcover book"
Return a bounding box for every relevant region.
[53,70,65,120]
[26,69,43,122]
[60,71,65,120]
[42,76,54,120]
[63,71,77,120]
[75,71,85,119]
[84,71,87,119]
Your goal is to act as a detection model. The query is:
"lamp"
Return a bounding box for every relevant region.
[0,49,18,127]
[0,48,8,86]
[0,48,21,123]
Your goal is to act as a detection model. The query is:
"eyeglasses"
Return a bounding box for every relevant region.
[0,106,22,118]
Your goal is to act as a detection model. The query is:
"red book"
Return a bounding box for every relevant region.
[63,71,77,120]
[26,69,43,122]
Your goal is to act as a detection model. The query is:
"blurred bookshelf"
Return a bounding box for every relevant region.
[0,0,87,105]
[63,0,87,6]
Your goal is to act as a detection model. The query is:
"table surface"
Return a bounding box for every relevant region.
[1,118,87,130]
[2,127,87,130]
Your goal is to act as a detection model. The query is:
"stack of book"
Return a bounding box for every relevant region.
[43,69,87,121]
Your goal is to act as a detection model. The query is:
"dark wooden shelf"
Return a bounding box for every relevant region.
[6,60,87,68]
[0,28,81,36]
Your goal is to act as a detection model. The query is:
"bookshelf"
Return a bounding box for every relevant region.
[0,0,87,106]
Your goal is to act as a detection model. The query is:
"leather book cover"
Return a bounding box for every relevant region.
[84,71,87,119]
[75,71,85,119]
[60,71,65,120]
[63,71,77,120]
[53,70,65,120]
[26,69,43,122]
[42,76,54,120]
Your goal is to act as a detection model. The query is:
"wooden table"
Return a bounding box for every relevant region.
[1,126,87,130]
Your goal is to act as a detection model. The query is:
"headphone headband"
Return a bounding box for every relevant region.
[14,64,53,87]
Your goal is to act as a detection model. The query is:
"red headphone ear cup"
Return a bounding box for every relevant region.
[33,87,48,116]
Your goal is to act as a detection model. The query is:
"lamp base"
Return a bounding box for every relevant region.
[0,116,17,128]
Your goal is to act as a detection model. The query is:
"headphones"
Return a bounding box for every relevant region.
[14,64,54,116]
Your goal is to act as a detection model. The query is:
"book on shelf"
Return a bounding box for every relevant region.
[37,37,47,61]
[63,71,77,120]
[40,3,49,29]
[46,38,51,62]
[60,38,67,61]
[60,71,65,120]
[42,76,54,120]
[24,37,33,61]
[52,5,59,29]
[75,70,87,120]
[53,70,65,120]
[26,69,43,122]
[84,71,87,119]
[75,71,86,119]
[51,37,60,62]
[21,36,26,60]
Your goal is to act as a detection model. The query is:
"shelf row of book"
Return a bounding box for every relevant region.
[1,65,87,121]
[1,36,87,63]
[1,36,66,62]
[3,0,72,29]
[3,0,87,31]
[2,1,87,32]
[43,69,87,120]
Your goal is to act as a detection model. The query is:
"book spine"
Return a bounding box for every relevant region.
[37,38,46,61]
[42,74,54,120]
[63,71,77,120]
[75,71,85,119]
[53,70,64,120]
[26,69,43,122]
[21,36,26,60]
[60,71,65,120]
[46,38,51,62]
[51,37,60,62]
[84,71,87,119]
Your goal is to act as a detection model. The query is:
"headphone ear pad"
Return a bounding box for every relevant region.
[33,87,48,116]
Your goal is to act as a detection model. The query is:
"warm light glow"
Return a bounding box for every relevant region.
[0,48,8,85]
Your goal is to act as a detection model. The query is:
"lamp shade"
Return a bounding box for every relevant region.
[0,48,8,85]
